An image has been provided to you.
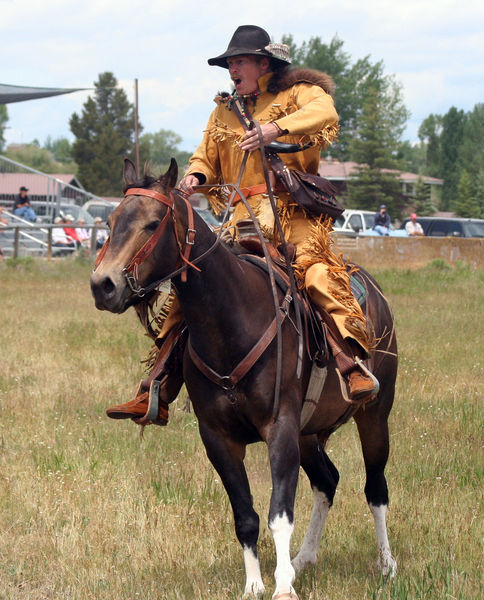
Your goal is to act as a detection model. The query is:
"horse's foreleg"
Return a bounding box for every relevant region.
[292,434,339,572]
[198,423,265,598]
[266,417,300,599]
[354,406,397,576]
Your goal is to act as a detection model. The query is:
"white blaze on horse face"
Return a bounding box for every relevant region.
[292,489,330,572]
[369,503,397,576]
[242,546,265,598]
[269,513,296,597]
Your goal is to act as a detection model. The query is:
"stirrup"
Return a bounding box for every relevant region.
[133,379,169,426]
[355,357,380,396]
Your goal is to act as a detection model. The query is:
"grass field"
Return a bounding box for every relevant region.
[0,256,482,600]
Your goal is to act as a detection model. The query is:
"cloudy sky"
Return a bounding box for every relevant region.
[1,0,483,154]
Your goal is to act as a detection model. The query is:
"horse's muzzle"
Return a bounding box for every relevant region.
[90,271,130,313]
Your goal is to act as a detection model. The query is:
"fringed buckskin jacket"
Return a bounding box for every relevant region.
[186,68,338,194]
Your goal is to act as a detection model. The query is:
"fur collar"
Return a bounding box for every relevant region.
[267,67,335,97]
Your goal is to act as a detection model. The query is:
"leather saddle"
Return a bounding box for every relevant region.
[233,233,330,367]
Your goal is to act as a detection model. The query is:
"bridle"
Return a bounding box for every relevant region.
[94,187,204,297]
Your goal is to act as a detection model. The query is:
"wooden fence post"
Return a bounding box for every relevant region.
[13,227,19,258]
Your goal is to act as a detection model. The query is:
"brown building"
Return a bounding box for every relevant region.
[318,158,443,206]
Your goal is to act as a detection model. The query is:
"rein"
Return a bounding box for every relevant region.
[94,137,301,422]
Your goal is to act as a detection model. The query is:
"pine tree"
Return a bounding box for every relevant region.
[70,72,137,196]
[440,107,466,210]
[454,170,480,218]
[474,169,484,218]
[413,176,435,216]
[346,86,405,216]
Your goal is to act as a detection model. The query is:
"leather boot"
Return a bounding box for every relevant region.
[322,314,379,403]
[348,369,378,401]
[106,324,186,425]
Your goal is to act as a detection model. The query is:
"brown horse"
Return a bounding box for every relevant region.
[90,159,397,599]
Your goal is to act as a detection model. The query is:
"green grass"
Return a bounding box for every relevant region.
[0,258,482,599]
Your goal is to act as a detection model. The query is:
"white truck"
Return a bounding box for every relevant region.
[333,209,407,237]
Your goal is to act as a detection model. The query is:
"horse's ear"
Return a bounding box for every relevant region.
[123,158,138,186]
[161,158,178,189]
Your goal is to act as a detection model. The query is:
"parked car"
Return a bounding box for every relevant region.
[83,199,119,223]
[34,202,94,224]
[399,217,484,238]
[333,209,407,237]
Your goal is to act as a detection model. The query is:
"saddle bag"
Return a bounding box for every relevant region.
[229,97,344,220]
[265,152,344,220]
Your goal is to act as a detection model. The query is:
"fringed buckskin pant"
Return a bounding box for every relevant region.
[157,194,370,355]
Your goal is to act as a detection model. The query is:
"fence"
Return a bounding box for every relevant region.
[332,235,484,269]
[0,223,107,260]
[0,155,102,220]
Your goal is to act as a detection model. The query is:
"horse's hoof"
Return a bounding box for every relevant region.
[243,580,265,598]
[292,552,316,573]
[377,553,397,577]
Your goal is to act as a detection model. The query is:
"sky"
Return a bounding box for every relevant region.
[1,0,483,155]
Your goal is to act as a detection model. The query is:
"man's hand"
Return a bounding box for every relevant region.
[239,123,281,152]
[178,174,200,196]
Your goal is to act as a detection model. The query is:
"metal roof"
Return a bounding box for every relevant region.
[0,83,87,104]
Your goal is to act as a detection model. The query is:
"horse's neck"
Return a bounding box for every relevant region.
[174,243,267,367]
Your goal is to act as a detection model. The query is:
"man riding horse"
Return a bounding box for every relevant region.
[107,24,378,423]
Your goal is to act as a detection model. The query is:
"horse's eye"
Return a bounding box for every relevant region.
[145,221,160,232]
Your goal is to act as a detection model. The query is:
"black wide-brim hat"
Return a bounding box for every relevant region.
[208,25,291,69]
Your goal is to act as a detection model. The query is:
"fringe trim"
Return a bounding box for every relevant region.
[295,217,373,351]
[206,186,228,216]
[321,124,339,147]
[205,119,242,145]
[135,290,175,373]
[266,99,339,148]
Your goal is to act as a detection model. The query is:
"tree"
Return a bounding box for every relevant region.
[44,136,73,164]
[346,85,407,215]
[139,129,191,172]
[413,176,435,216]
[395,140,425,175]
[70,72,136,195]
[474,169,484,218]
[440,107,466,210]
[418,114,442,178]
[0,105,8,152]
[458,104,484,183]
[454,170,480,218]
[283,35,409,161]
[4,143,77,174]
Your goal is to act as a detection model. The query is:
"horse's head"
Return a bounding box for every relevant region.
[90,158,184,313]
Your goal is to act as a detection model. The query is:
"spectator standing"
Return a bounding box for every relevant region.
[405,213,424,236]
[12,186,38,222]
[373,204,391,236]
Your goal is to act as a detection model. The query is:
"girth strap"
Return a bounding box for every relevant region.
[188,294,292,390]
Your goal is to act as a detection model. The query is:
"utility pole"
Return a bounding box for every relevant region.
[134,78,140,176]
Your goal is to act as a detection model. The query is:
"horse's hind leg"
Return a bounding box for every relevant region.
[292,434,339,572]
[354,404,397,576]
[198,423,265,598]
